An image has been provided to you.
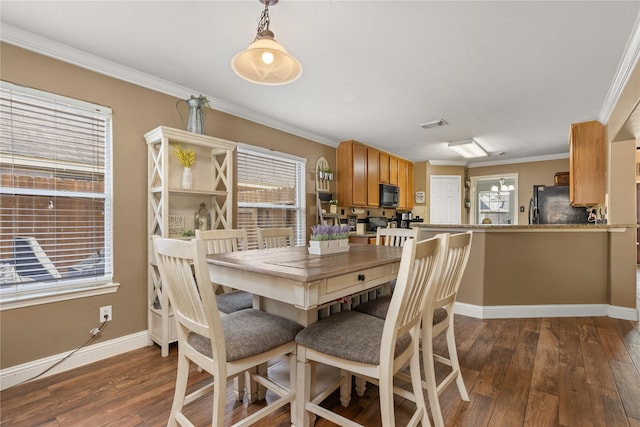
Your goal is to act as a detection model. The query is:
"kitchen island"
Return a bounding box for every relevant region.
[413,223,638,320]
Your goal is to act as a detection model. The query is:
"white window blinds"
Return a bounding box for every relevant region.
[0,81,113,302]
[237,145,306,249]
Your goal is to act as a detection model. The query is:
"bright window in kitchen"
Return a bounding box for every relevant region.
[236,144,306,249]
[470,174,518,225]
[0,81,115,309]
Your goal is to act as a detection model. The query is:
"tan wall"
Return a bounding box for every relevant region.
[0,43,336,368]
[469,158,570,225]
[605,56,640,310]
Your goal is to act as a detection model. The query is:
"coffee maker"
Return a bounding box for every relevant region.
[396,212,423,228]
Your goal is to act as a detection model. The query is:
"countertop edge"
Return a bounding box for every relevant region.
[412,224,636,232]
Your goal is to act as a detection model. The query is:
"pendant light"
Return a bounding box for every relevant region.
[232,0,302,85]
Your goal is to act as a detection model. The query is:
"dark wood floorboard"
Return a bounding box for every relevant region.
[1,315,638,426]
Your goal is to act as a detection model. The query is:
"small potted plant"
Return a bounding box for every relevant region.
[308,224,350,254]
[329,199,338,214]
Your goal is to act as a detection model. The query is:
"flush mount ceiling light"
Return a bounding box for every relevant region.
[231,0,302,85]
[448,139,488,158]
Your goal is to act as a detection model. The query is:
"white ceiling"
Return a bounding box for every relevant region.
[2,1,639,165]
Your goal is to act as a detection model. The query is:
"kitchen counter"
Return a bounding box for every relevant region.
[413,223,637,320]
[413,223,635,232]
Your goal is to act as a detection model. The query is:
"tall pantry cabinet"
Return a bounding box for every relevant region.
[145,126,236,356]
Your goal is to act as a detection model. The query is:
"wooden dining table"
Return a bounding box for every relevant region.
[206,243,404,427]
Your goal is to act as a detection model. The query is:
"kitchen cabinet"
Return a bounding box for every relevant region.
[569,120,605,206]
[396,158,414,209]
[389,156,398,186]
[367,148,380,206]
[338,139,413,209]
[145,126,235,356]
[337,140,378,207]
[379,152,390,184]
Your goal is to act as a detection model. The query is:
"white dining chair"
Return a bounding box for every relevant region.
[354,231,473,426]
[375,226,418,247]
[420,231,472,426]
[153,236,302,427]
[294,235,444,427]
[195,228,254,402]
[256,227,294,249]
[195,229,253,314]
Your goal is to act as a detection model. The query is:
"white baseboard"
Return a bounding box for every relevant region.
[608,305,640,321]
[455,302,639,321]
[0,331,149,391]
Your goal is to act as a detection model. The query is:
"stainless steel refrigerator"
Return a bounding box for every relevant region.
[529,185,590,224]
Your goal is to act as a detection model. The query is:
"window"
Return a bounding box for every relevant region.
[470,174,518,225]
[236,145,306,249]
[0,81,115,308]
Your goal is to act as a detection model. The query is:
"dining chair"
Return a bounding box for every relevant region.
[376,226,418,247]
[153,236,302,427]
[195,228,254,402]
[420,231,472,427]
[353,226,419,316]
[294,235,444,427]
[354,232,473,426]
[256,227,294,249]
[195,229,253,314]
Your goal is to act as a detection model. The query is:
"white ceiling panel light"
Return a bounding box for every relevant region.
[420,119,448,129]
[448,139,488,158]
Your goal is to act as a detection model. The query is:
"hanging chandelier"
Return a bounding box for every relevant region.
[231,0,302,85]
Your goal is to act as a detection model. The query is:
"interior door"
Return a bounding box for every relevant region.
[430,175,461,224]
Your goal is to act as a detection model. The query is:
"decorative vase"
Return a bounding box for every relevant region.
[176,95,207,135]
[182,167,193,189]
[330,205,338,214]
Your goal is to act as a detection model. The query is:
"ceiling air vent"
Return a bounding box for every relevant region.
[420,119,447,129]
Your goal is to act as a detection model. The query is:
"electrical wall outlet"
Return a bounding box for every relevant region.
[100,305,112,322]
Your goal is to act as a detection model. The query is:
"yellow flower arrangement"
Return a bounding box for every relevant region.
[173,144,195,168]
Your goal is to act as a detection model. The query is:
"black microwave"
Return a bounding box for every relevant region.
[379,184,399,208]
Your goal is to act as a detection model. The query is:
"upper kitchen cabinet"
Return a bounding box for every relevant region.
[569,120,605,206]
[337,140,378,207]
[337,139,413,208]
[397,158,414,210]
[379,151,390,184]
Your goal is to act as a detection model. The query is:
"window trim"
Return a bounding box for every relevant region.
[0,81,116,310]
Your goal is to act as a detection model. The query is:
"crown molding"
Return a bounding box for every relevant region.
[600,13,640,124]
[0,24,337,147]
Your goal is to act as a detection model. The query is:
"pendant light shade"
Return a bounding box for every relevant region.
[232,1,302,85]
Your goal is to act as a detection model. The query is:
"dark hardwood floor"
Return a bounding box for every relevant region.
[2,315,639,426]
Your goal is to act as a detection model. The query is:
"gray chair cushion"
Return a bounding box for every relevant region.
[354,296,392,319]
[216,290,253,314]
[355,296,448,325]
[295,311,411,365]
[188,309,303,362]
